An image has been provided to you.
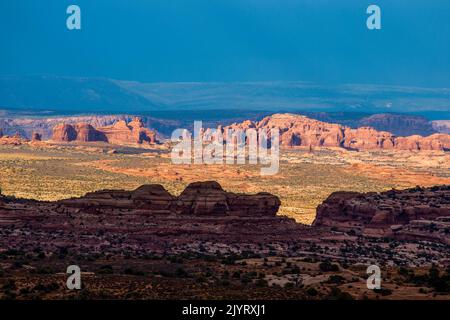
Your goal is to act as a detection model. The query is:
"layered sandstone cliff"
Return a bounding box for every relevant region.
[221,113,450,151]
[59,181,280,217]
[313,185,450,244]
[52,117,157,145]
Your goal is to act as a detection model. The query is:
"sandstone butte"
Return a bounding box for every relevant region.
[58,181,281,216]
[51,117,157,145]
[313,185,450,244]
[219,113,450,151]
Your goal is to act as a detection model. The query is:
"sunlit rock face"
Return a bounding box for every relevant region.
[51,117,157,145]
[222,113,450,151]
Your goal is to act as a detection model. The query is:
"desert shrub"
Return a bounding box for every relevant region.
[175,267,189,277]
[306,287,318,296]
[34,267,54,274]
[255,279,268,287]
[373,288,393,296]
[168,256,183,264]
[327,287,353,300]
[327,275,345,284]
[2,279,16,290]
[221,256,236,265]
[123,268,145,276]
[98,265,114,274]
[284,282,295,288]
[33,282,59,292]
[319,261,339,272]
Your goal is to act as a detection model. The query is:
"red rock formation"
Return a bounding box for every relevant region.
[0,133,27,145]
[51,117,157,145]
[313,185,450,243]
[221,113,450,151]
[0,181,448,267]
[73,123,107,142]
[59,181,280,217]
[52,123,77,142]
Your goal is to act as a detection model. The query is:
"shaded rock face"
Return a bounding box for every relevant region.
[31,132,42,142]
[73,123,107,142]
[313,185,450,244]
[176,181,229,215]
[52,124,77,142]
[222,113,450,151]
[59,181,280,217]
[51,117,157,145]
[357,114,437,137]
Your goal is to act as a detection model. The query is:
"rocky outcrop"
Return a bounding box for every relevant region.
[52,117,157,145]
[73,123,107,142]
[99,118,156,145]
[0,115,179,140]
[52,124,77,142]
[313,185,450,244]
[221,114,450,151]
[31,132,42,142]
[0,133,27,145]
[59,181,280,217]
[0,181,448,268]
[357,114,437,137]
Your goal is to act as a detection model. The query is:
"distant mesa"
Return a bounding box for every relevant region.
[222,113,450,151]
[51,117,158,146]
[357,113,437,137]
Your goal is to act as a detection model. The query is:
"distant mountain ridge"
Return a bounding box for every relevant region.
[0,75,162,113]
[1,76,450,119]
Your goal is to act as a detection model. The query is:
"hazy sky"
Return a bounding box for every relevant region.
[1,0,449,86]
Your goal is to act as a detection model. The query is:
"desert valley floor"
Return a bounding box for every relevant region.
[0,143,449,224]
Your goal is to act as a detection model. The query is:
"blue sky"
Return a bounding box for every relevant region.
[1,0,450,87]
